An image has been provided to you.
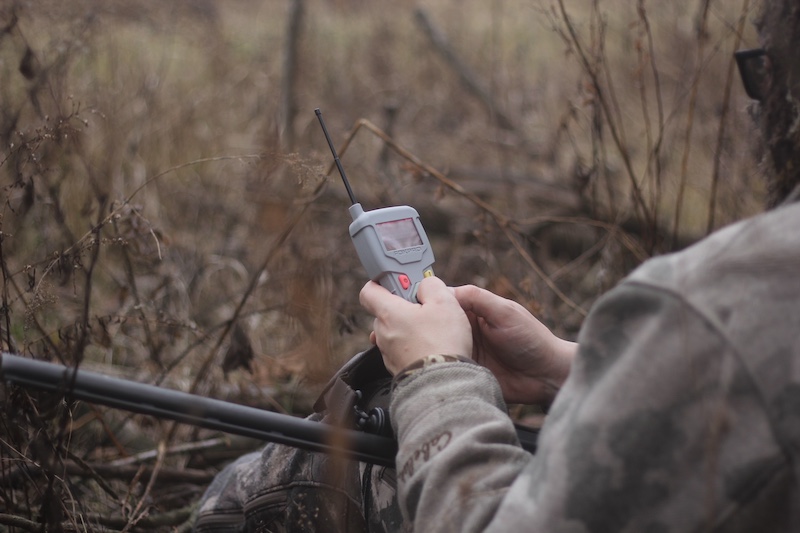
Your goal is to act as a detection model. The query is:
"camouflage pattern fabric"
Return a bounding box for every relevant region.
[390,200,800,532]
[192,348,410,532]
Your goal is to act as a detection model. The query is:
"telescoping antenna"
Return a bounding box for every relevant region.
[314,107,436,303]
[315,108,357,205]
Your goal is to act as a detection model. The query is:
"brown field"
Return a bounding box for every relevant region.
[0,0,763,529]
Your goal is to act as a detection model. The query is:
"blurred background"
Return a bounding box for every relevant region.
[0,0,762,529]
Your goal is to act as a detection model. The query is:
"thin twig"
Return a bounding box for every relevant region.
[64,448,120,500]
[108,436,229,467]
[414,7,518,132]
[0,513,39,532]
[499,226,587,317]
[112,216,161,365]
[549,233,612,283]
[0,231,15,352]
[121,439,167,533]
[341,118,587,316]
[63,461,214,484]
[672,0,710,247]
[343,119,511,224]
[636,0,667,245]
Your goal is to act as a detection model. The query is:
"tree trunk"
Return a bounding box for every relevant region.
[755,2,800,206]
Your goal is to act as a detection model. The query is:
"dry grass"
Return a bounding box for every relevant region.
[0,0,765,529]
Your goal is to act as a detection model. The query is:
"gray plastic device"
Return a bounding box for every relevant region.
[316,109,435,302]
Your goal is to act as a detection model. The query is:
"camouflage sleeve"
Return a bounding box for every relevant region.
[390,280,790,532]
[389,360,531,530]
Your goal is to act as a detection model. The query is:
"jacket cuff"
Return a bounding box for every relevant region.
[392,354,476,389]
[390,361,508,438]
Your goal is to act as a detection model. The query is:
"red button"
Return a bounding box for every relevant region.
[398,274,411,290]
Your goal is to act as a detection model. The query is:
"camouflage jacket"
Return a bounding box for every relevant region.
[391,200,800,532]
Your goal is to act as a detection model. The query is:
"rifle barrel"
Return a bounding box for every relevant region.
[0,353,398,467]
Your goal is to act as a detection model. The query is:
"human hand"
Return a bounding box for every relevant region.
[360,277,473,375]
[454,285,576,405]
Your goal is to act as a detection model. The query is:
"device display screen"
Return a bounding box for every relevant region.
[376,218,423,251]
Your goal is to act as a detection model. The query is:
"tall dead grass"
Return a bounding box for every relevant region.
[0,0,763,529]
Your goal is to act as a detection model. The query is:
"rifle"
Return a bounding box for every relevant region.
[0,352,539,468]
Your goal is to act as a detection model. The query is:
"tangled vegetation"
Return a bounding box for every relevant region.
[0,0,762,530]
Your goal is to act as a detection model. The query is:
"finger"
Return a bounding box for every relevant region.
[414,276,452,304]
[458,286,532,341]
[359,280,408,316]
[453,285,506,321]
[463,308,480,333]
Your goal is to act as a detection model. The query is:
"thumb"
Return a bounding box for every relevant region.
[453,285,503,319]
[415,276,452,304]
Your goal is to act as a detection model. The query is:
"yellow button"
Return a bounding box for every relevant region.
[423,269,434,278]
